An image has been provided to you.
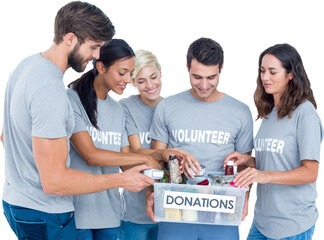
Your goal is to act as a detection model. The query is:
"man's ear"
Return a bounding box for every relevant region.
[64,32,77,47]
[186,63,189,72]
[219,63,224,73]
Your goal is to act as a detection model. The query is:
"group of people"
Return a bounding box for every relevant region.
[1,1,322,240]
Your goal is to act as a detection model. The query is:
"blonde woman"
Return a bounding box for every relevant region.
[119,50,200,240]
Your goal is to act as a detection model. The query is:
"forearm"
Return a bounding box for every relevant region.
[43,168,126,195]
[85,149,148,167]
[243,155,255,168]
[265,164,318,185]
[120,149,159,171]
[1,127,4,147]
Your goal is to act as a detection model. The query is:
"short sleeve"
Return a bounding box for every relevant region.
[30,84,70,138]
[149,101,169,144]
[120,101,139,136]
[67,89,88,134]
[120,111,130,148]
[297,114,323,162]
[235,106,254,153]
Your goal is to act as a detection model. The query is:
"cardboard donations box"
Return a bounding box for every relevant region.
[153,182,248,226]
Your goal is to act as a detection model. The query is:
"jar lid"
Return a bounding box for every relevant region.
[227,160,235,166]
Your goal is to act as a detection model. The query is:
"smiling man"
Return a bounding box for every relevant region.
[1,2,155,240]
[147,37,254,240]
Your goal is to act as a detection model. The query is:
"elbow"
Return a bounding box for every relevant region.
[41,174,66,196]
[83,151,97,166]
[308,175,318,184]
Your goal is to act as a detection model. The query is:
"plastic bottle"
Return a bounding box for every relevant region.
[225,160,234,175]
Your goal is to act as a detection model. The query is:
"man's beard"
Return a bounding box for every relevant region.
[68,42,87,73]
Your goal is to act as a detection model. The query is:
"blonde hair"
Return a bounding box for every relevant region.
[132,49,161,85]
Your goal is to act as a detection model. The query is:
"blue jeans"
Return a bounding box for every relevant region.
[247,221,315,240]
[118,220,158,240]
[157,222,239,240]
[77,228,119,240]
[3,200,76,240]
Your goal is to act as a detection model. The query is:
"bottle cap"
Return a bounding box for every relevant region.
[227,160,235,166]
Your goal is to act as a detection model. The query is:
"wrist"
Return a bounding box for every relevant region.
[118,172,128,189]
[247,156,256,168]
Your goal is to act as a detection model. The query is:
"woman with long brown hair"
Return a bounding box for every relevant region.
[225,43,323,239]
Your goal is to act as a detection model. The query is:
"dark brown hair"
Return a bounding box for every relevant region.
[187,37,223,72]
[54,1,115,44]
[254,43,316,119]
[68,39,135,129]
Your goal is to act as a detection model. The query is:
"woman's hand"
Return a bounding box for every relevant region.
[232,167,269,188]
[169,148,201,178]
[145,155,163,169]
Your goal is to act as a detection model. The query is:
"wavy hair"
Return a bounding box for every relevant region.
[68,39,135,129]
[254,43,316,119]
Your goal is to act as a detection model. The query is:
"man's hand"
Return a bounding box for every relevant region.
[224,151,255,170]
[145,186,156,222]
[241,192,249,221]
[121,165,155,192]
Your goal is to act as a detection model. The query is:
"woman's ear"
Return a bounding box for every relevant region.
[96,61,105,74]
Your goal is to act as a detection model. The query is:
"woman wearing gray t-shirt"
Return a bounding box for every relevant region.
[66,40,167,240]
[225,43,323,239]
[119,50,162,240]
[119,50,201,240]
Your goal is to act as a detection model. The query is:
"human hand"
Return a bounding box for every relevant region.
[241,192,249,221]
[145,186,157,222]
[145,155,163,170]
[169,148,201,178]
[232,167,269,188]
[224,151,255,170]
[122,164,155,192]
[162,150,187,173]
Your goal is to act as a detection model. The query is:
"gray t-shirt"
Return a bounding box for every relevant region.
[2,53,74,213]
[254,100,323,239]
[119,95,156,224]
[67,88,128,229]
[150,90,253,173]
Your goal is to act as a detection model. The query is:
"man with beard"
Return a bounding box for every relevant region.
[1,2,154,239]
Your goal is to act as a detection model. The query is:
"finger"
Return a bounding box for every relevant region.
[184,162,195,178]
[224,151,239,162]
[184,169,189,179]
[187,157,201,175]
[176,154,186,169]
[233,168,252,186]
[236,170,255,188]
[224,152,239,169]
[133,164,152,172]
[142,175,155,185]
[190,156,202,171]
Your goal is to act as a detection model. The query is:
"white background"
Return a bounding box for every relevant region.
[0,0,323,239]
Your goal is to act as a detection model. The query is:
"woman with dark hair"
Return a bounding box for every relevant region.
[225,43,323,239]
[67,39,182,240]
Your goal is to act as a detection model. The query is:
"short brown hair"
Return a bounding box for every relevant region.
[187,37,223,72]
[54,1,115,44]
